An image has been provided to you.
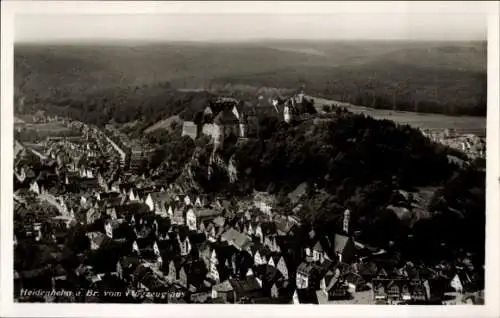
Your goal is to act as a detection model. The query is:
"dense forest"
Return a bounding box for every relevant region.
[15,40,487,117]
[16,85,213,129]
[231,112,453,193]
[215,64,487,116]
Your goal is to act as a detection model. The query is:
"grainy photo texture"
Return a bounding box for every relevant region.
[12,9,487,305]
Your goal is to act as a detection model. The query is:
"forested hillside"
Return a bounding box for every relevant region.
[219,62,486,115]
[15,40,486,116]
[17,84,214,128]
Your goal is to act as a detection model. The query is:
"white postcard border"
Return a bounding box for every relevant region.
[1,2,499,318]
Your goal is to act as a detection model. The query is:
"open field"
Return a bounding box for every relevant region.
[20,122,76,135]
[143,115,183,134]
[16,121,81,142]
[310,96,486,137]
[14,115,35,124]
[14,117,26,124]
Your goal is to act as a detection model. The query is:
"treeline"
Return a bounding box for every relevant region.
[232,111,454,195]
[16,83,214,128]
[215,63,487,116]
[317,87,486,116]
[15,81,309,138]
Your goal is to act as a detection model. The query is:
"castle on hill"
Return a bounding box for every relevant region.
[181,91,316,148]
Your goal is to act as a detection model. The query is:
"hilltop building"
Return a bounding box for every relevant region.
[192,98,248,149]
[182,121,200,141]
[271,90,315,123]
[284,102,292,124]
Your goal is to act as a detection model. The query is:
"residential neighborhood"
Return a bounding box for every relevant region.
[13,99,484,305]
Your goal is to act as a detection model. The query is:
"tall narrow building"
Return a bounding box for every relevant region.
[239,114,248,138]
[284,100,292,124]
[343,209,350,234]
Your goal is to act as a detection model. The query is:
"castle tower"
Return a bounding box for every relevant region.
[239,114,248,138]
[343,209,350,234]
[272,99,279,113]
[284,101,292,124]
[297,90,304,104]
[239,122,247,138]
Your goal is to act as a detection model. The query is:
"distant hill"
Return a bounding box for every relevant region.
[14,40,487,116]
[216,62,485,116]
[14,42,330,96]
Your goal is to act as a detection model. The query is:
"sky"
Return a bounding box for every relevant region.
[14,2,490,43]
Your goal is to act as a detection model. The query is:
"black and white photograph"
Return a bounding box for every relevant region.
[1,1,499,317]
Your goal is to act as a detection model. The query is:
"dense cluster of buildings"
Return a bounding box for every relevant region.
[420,128,486,161]
[13,108,483,305]
[103,124,155,171]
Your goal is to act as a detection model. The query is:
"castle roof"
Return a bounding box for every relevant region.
[214,109,240,126]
